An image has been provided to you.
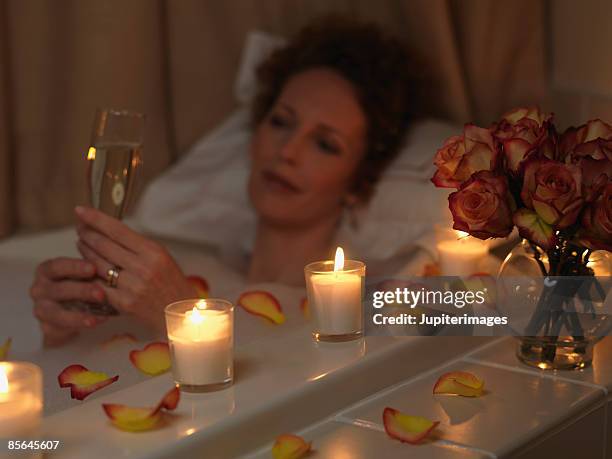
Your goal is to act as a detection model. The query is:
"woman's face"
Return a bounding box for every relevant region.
[248,68,367,227]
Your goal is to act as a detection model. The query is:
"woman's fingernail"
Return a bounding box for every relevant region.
[75,206,85,216]
[84,318,96,327]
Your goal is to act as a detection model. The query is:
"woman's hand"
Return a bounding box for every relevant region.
[74,206,197,331]
[30,258,108,347]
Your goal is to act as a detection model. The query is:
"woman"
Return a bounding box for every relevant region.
[29,17,419,345]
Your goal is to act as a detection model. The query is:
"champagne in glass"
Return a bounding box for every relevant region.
[65,108,145,315]
[88,108,144,218]
[87,141,143,219]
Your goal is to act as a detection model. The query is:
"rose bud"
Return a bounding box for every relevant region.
[521,158,584,228]
[432,124,499,188]
[579,183,612,251]
[559,119,612,163]
[494,106,555,174]
[448,171,515,239]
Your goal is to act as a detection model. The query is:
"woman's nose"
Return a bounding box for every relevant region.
[278,133,303,163]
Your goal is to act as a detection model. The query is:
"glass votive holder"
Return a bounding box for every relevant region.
[305,259,365,342]
[165,299,234,393]
[0,362,43,439]
[435,225,490,277]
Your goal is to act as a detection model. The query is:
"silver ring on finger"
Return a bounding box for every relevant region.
[106,266,121,288]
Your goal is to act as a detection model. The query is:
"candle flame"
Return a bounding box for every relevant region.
[0,367,8,394]
[334,247,345,272]
[87,146,96,160]
[188,306,204,325]
[196,300,207,310]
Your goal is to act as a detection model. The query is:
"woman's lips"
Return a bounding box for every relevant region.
[262,170,301,193]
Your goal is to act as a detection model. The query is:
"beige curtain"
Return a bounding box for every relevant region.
[0,0,548,239]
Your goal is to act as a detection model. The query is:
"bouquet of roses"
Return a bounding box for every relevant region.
[431,107,611,277]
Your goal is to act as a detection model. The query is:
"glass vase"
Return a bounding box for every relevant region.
[498,239,611,370]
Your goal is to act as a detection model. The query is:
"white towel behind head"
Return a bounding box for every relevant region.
[234,31,286,105]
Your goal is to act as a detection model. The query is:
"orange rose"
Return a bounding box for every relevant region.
[432,124,499,188]
[560,119,612,202]
[448,171,515,239]
[579,183,612,251]
[494,106,555,173]
[521,158,584,228]
[560,119,612,162]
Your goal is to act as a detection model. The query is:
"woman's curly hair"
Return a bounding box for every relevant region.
[252,16,425,201]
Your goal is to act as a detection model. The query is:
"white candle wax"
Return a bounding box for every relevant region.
[310,271,363,335]
[437,234,488,276]
[168,309,232,386]
[0,366,42,439]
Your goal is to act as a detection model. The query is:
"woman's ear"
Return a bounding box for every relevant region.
[346,176,373,207]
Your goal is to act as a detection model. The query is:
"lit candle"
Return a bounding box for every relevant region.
[436,229,489,276]
[165,299,234,392]
[0,362,43,439]
[305,247,365,342]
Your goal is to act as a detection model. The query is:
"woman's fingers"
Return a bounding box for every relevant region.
[32,279,105,304]
[34,300,106,329]
[74,206,153,254]
[32,257,109,347]
[77,240,141,291]
[36,257,96,281]
[77,240,112,277]
[98,281,136,314]
[77,227,141,273]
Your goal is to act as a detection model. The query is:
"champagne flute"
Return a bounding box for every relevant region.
[87,108,145,219]
[65,108,145,315]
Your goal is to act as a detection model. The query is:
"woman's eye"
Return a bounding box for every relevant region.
[316,138,340,155]
[269,114,289,128]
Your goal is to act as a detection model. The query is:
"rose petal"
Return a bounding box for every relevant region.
[102,406,162,432]
[503,138,534,172]
[238,291,285,325]
[102,386,180,432]
[101,333,138,349]
[154,385,181,412]
[582,119,612,143]
[502,106,530,124]
[431,169,461,188]
[422,263,441,277]
[0,338,11,360]
[433,371,484,397]
[513,208,555,250]
[533,199,560,225]
[299,297,310,319]
[130,342,171,376]
[502,106,550,126]
[187,275,210,299]
[58,364,119,400]
[272,434,311,459]
[382,407,439,444]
